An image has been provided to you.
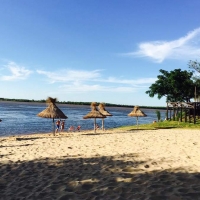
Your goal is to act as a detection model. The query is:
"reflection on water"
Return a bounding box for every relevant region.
[0,102,166,136]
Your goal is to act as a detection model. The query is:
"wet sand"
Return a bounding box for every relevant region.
[0,129,200,199]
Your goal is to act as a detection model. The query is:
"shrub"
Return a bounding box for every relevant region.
[156,110,161,122]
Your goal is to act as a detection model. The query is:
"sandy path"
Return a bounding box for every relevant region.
[0,129,200,200]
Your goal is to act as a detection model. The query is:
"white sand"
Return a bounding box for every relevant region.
[0,129,200,199]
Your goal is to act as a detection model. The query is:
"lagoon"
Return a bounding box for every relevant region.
[0,101,166,136]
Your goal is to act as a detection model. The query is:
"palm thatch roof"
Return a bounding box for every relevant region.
[83,102,106,119]
[37,97,68,119]
[128,106,147,117]
[98,103,112,116]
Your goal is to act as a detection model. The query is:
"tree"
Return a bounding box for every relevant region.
[146,69,194,102]
[188,60,200,101]
[188,60,200,73]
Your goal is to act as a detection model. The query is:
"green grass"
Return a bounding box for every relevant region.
[114,119,200,131]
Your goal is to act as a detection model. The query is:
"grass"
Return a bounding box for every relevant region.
[114,119,200,131]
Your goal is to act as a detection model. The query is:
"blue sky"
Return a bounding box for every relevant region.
[0,0,200,106]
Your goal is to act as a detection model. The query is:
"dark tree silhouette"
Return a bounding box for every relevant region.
[146,69,195,102]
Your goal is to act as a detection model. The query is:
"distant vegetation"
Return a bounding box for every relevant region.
[0,98,46,103]
[0,98,166,110]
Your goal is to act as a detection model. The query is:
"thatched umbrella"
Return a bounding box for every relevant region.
[98,103,112,130]
[37,97,68,135]
[128,105,147,129]
[83,102,106,133]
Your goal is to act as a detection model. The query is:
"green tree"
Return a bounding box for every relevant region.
[188,60,200,73]
[188,60,200,101]
[146,69,194,102]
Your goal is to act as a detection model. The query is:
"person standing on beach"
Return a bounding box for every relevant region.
[60,120,65,132]
[77,125,81,132]
[56,120,61,133]
[95,124,99,130]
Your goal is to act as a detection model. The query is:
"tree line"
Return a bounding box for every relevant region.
[0,98,166,110]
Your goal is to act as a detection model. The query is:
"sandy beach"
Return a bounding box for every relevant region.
[0,129,200,200]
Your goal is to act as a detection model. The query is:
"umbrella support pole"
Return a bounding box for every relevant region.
[102,118,104,130]
[53,118,55,136]
[94,118,96,134]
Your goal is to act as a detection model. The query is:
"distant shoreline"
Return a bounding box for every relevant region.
[0,100,166,112]
[0,98,166,110]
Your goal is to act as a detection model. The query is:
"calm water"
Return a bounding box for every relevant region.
[0,102,166,137]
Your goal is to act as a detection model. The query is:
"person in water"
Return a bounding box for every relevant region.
[68,126,75,132]
[77,125,81,132]
[56,120,61,133]
[60,120,65,132]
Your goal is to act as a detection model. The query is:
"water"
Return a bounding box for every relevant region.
[0,102,166,137]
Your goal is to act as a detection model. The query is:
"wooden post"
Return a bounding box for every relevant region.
[185,108,187,122]
[177,106,179,121]
[166,102,168,120]
[189,109,191,123]
[173,107,175,121]
[194,102,196,124]
[180,103,182,122]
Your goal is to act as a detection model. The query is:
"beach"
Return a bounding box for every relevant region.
[0,129,200,200]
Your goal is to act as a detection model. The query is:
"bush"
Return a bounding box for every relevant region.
[156,110,161,122]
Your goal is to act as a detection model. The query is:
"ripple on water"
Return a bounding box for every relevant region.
[0,102,165,136]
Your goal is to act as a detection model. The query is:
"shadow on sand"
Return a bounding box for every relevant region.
[0,144,33,148]
[81,132,115,136]
[1,154,200,200]
[15,137,47,141]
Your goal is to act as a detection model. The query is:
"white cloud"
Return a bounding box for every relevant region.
[126,28,200,63]
[104,77,157,85]
[37,69,101,83]
[37,68,155,93]
[1,61,32,81]
[37,69,156,85]
[60,83,135,93]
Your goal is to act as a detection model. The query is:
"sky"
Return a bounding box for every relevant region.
[0,0,200,106]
